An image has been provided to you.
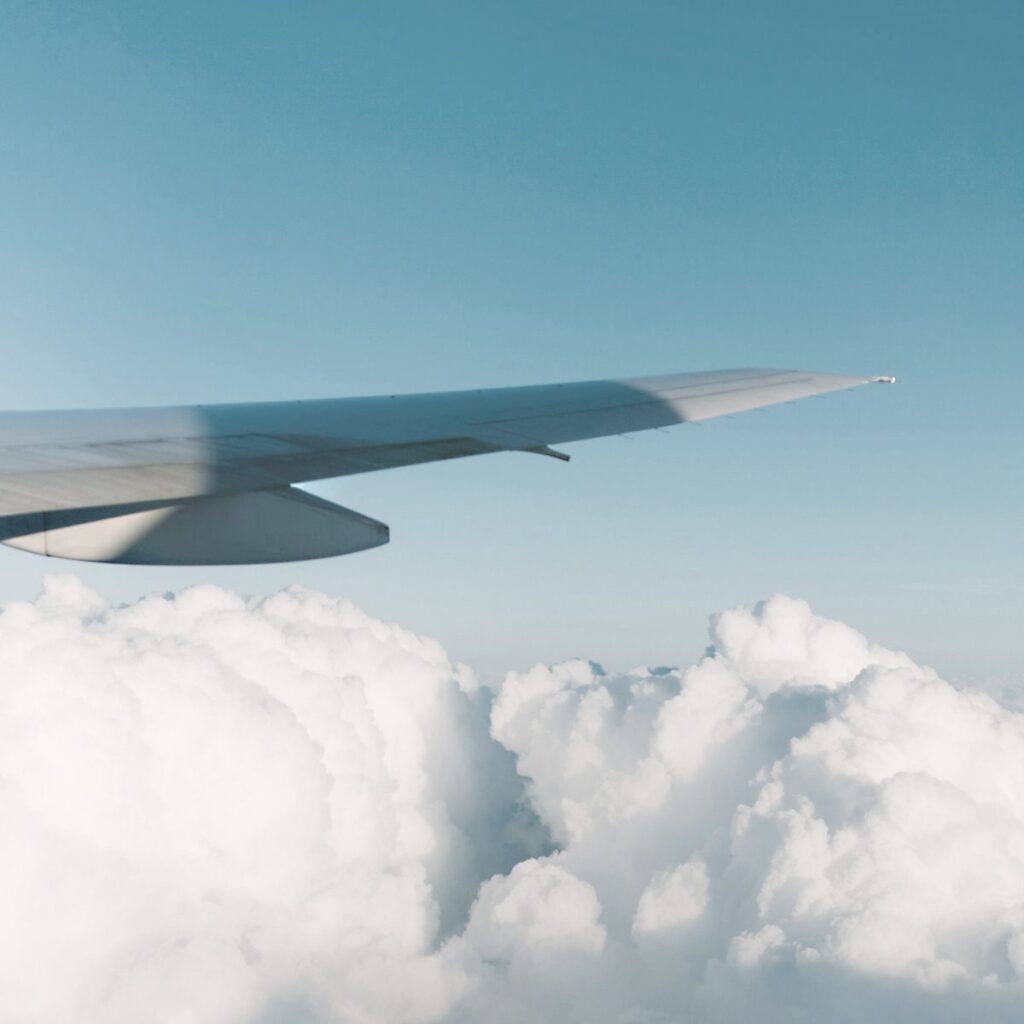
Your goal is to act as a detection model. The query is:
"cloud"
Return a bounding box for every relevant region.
[457,857,606,960]
[632,858,709,935]
[1,581,1023,1022]
[0,577,533,1024]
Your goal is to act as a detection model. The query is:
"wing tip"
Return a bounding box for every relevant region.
[870,375,897,384]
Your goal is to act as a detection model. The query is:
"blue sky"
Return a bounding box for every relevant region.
[0,1,1021,681]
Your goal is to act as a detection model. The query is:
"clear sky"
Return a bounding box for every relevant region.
[0,1,1021,683]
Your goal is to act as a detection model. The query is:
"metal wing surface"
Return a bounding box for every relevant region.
[0,368,892,564]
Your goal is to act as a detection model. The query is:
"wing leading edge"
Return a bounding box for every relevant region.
[0,368,893,564]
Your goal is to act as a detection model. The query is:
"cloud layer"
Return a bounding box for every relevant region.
[1,582,1022,1022]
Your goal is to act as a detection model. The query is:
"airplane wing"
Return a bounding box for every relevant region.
[0,368,893,564]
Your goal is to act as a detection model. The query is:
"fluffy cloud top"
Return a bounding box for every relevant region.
[1,583,1022,1023]
[632,858,709,935]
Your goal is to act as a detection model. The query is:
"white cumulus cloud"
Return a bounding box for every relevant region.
[1,580,1022,1022]
[632,859,709,935]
